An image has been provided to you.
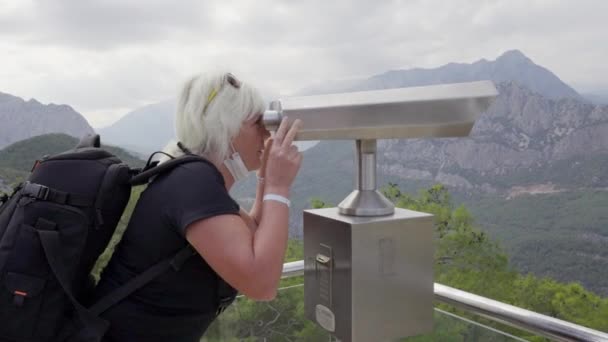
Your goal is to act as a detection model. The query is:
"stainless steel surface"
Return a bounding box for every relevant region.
[337,190,395,216]
[283,262,608,341]
[339,139,395,216]
[434,283,608,342]
[281,260,304,278]
[262,107,283,131]
[305,210,351,339]
[268,81,497,141]
[304,207,434,342]
[357,140,376,191]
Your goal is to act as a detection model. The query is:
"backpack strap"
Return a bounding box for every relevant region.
[35,220,110,340]
[90,244,235,317]
[45,241,196,341]
[130,155,212,185]
[22,182,94,207]
[89,245,196,316]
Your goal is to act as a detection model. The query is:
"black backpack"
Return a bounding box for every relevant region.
[0,135,234,342]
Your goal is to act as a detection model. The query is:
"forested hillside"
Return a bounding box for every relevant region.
[0,133,144,192]
[467,190,608,296]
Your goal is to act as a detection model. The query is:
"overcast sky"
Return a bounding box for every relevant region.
[1,0,606,128]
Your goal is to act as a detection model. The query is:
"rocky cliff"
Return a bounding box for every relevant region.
[378,82,608,193]
[0,92,94,149]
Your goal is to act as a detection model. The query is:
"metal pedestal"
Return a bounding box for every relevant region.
[304,208,434,342]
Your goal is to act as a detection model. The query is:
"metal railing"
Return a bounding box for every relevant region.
[281,260,608,342]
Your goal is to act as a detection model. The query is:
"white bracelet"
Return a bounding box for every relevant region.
[263,194,291,207]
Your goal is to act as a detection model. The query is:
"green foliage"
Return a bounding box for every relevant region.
[309,197,333,209]
[405,309,518,342]
[0,167,28,190]
[284,239,304,262]
[510,276,608,331]
[0,133,82,171]
[382,184,517,301]
[467,190,608,296]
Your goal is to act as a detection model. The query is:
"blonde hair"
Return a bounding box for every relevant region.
[162,71,265,163]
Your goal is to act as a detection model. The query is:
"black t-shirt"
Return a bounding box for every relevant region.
[95,160,240,342]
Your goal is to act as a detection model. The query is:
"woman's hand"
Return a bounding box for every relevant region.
[250,138,273,225]
[263,117,303,197]
[250,119,302,223]
[257,137,273,183]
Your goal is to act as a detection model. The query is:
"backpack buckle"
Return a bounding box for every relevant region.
[23,182,49,201]
[13,291,27,307]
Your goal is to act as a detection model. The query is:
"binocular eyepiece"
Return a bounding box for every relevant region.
[261,100,284,131]
[261,110,283,131]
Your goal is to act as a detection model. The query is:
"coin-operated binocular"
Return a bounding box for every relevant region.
[263,81,498,342]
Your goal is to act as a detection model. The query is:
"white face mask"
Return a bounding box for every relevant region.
[223,143,250,182]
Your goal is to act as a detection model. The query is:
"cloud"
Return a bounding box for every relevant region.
[0,1,214,49]
[0,0,606,127]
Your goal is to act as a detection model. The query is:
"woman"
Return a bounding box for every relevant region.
[95,71,302,341]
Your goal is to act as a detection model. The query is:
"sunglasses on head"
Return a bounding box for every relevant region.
[204,73,241,113]
[225,73,241,89]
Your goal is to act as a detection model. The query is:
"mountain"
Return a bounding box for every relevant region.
[99,50,582,156]
[467,190,608,296]
[583,91,608,105]
[0,92,94,149]
[377,81,608,193]
[301,50,582,101]
[0,133,144,192]
[97,100,176,156]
